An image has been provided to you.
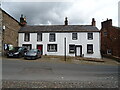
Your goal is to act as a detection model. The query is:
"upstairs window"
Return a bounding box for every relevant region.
[88,33,93,40]
[49,33,55,42]
[47,44,57,52]
[37,33,42,41]
[87,44,93,54]
[24,33,30,42]
[69,45,75,53]
[104,32,107,36]
[72,33,77,40]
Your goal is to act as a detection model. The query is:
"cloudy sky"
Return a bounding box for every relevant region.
[1,0,119,29]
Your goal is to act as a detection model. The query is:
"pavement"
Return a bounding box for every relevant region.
[2,56,120,88]
[2,55,120,66]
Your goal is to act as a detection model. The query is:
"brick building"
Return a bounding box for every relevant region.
[101,19,120,58]
[0,8,22,55]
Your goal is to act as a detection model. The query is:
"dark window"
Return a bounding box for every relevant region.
[72,33,77,40]
[49,33,55,42]
[22,44,32,50]
[107,49,112,54]
[24,33,30,42]
[47,44,57,52]
[88,33,93,40]
[37,33,42,41]
[104,32,107,36]
[69,45,75,53]
[87,44,93,54]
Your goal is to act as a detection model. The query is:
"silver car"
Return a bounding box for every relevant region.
[24,49,41,60]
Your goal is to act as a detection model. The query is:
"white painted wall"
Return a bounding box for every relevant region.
[18,32,101,58]
[118,1,120,27]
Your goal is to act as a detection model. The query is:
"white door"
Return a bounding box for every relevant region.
[76,47,81,56]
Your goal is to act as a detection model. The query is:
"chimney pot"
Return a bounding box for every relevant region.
[20,14,27,26]
[91,18,96,26]
[64,17,68,25]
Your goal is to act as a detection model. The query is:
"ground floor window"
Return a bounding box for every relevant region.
[47,44,57,52]
[87,44,93,54]
[107,49,112,55]
[22,44,32,50]
[69,44,75,53]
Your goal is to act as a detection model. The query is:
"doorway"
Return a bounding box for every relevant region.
[37,45,43,55]
[75,45,82,57]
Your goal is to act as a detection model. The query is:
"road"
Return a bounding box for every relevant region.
[2,58,119,88]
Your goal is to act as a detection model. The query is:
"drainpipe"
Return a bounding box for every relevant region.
[64,37,66,61]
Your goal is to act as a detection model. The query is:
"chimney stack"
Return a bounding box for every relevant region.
[101,19,112,29]
[64,17,68,25]
[91,18,96,26]
[20,14,27,26]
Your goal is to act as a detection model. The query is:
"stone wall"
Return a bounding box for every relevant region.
[2,10,21,47]
[0,9,2,54]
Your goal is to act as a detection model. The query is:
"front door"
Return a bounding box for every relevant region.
[37,45,43,55]
[75,46,82,57]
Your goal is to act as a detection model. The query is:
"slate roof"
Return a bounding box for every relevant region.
[113,26,120,30]
[19,25,100,33]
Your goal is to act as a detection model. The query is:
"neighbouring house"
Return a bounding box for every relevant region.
[101,19,120,58]
[19,17,101,58]
[0,8,22,55]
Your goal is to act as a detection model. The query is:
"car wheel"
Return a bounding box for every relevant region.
[7,55,9,58]
[19,54,22,58]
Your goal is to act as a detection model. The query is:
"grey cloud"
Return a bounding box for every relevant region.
[2,2,72,25]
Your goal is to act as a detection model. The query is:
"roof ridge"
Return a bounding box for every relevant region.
[1,8,20,24]
[24,25,93,27]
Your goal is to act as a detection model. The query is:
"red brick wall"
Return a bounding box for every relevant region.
[101,20,120,58]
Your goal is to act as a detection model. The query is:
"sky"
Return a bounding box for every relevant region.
[1,0,119,29]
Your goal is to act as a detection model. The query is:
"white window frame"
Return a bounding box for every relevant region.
[49,33,55,42]
[37,33,42,41]
[88,32,93,40]
[72,33,77,40]
[47,44,57,52]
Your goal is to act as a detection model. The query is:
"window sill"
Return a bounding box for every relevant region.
[72,39,77,40]
[88,39,93,40]
[24,41,30,42]
[87,52,94,54]
[37,41,42,42]
[49,41,56,42]
[69,52,75,54]
[48,50,57,52]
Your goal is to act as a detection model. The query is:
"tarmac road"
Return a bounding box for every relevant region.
[2,58,119,88]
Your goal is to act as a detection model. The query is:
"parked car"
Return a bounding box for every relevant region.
[24,49,41,60]
[7,47,27,58]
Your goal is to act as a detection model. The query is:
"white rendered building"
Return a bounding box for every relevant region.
[18,18,101,58]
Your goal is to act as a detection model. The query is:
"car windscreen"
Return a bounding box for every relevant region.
[10,47,22,52]
[28,50,37,53]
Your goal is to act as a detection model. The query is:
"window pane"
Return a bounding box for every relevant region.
[37,33,42,41]
[48,44,57,52]
[69,45,75,53]
[72,33,77,40]
[104,32,107,36]
[49,33,55,42]
[24,33,30,41]
[87,44,93,53]
[88,33,93,40]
